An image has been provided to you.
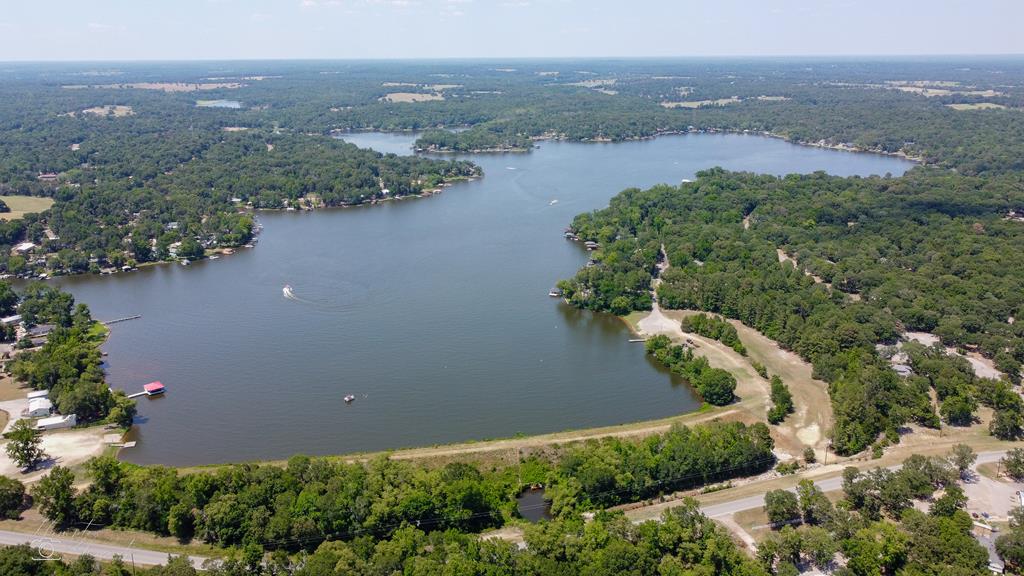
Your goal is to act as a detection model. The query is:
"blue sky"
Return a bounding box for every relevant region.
[1,0,1022,61]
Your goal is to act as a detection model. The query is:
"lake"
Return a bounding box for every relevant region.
[57,133,913,466]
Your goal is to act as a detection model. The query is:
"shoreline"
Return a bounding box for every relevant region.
[420,127,927,165]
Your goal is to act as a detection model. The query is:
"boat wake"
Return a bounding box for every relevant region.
[281,283,354,311]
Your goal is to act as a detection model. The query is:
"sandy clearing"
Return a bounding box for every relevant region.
[381,92,444,103]
[81,105,133,117]
[0,426,110,483]
[904,331,1003,379]
[64,82,243,92]
[656,309,833,459]
[660,97,741,108]
[0,399,27,434]
[963,472,1023,522]
[947,103,1009,110]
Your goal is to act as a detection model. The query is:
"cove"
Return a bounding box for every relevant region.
[56,133,913,466]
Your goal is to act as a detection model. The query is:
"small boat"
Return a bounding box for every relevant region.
[548,289,562,297]
[549,199,558,205]
[344,394,356,403]
[283,284,293,298]
[180,259,190,266]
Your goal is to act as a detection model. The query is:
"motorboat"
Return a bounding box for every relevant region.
[344,394,356,403]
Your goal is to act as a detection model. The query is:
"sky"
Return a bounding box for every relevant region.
[1,0,1022,61]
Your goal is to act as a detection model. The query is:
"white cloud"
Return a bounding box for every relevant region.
[87,22,125,33]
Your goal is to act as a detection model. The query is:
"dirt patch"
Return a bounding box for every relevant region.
[0,426,110,483]
[963,473,1023,522]
[660,97,741,108]
[80,105,133,117]
[0,196,55,220]
[903,332,1003,379]
[947,103,1009,110]
[0,375,30,402]
[64,82,243,92]
[380,92,445,103]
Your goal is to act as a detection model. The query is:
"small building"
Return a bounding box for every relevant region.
[27,324,54,338]
[26,397,53,417]
[36,414,76,431]
[12,242,36,254]
[37,173,59,182]
[0,314,21,325]
[26,389,49,400]
[893,364,914,377]
[144,381,166,395]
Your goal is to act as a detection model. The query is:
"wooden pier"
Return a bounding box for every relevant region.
[102,315,141,326]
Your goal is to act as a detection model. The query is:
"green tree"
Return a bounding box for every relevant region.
[0,475,25,519]
[948,444,977,479]
[33,466,76,529]
[696,368,736,406]
[764,489,800,526]
[1002,448,1024,480]
[177,238,204,261]
[4,419,46,470]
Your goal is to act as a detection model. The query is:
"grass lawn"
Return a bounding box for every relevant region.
[86,321,110,345]
[0,196,54,220]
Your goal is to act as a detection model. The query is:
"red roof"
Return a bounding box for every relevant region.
[144,381,165,392]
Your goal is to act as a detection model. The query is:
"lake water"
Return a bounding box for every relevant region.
[57,133,913,466]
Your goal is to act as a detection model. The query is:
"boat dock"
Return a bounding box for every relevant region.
[102,315,141,326]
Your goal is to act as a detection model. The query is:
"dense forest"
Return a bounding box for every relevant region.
[9,419,772,563]
[2,283,135,429]
[559,168,1024,454]
[1,500,767,576]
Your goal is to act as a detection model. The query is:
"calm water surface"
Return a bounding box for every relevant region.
[58,133,913,465]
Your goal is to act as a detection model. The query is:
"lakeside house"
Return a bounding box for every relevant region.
[26,397,53,417]
[12,242,36,254]
[0,314,21,325]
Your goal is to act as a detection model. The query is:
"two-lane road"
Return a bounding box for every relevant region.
[0,529,209,568]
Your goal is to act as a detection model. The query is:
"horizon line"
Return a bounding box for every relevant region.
[4,53,1024,64]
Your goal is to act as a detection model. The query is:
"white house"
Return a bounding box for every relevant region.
[26,389,48,400]
[36,414,75,431]
[26,397,52,417]
[12,242,36,254]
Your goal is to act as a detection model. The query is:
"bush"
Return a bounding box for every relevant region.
[765,489,800,525]
[0,475,26,519]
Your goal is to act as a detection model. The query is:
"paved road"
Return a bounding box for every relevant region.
[0,529,210,568]
[0,452,1010,567]
[671,450,1006,520]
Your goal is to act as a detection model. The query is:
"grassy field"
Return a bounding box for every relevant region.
[0,195,54,220]
[947,103,1010,111]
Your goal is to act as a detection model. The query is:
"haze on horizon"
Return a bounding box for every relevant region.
[1,0,1023,62]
